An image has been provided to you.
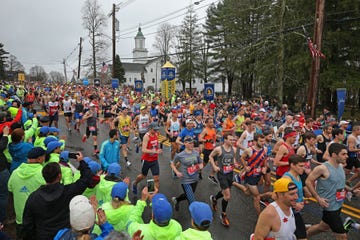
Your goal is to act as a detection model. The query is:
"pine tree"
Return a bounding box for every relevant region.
[114,55,125,83]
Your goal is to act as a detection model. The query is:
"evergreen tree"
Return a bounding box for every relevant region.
[114,54,125,83]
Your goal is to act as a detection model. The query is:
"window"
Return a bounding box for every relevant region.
[200,80,203,84]
[152,78,155,83]
[193,80,196,84]
[129,78,131,82]
[151,68,153,72]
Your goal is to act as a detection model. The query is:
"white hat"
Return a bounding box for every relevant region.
[186,119,194,124]
[339,120,349,126]
[69,195,95,231]
[259,108,266,113]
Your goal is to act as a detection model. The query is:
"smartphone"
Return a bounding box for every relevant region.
[147,179,155,193]
[68,152,79,159]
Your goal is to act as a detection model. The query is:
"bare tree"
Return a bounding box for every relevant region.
[153,23,176,63]
[49,71,65,83]
[29,66,47,82]
[7,54,24,72]
[82,0,107,79]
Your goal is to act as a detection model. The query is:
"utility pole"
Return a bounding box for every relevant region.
[307,0,325,118]
[112,3,116,78]
[77,37,82,81]
[63,59,67,83]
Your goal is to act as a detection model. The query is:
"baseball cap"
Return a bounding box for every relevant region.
[60,151,69,162]
[185,119,194,124]
[46,141,63,154]
[111,182,128,200]
[108,163,121,177]
[293,121,300,127]
[189,201,212,227]
[44,136,57,146]
[27,147,46,159]
[149,122,160,130]
[87,161,101,174]
[152,193,172,224]
[49,127,60,133]
[259,108,266,113]
[339,120,349,126]
[39,126,50,135]
[273,178,297,193]
[40,116,50,123]
[69,195,95,231]
[140,105,147,110]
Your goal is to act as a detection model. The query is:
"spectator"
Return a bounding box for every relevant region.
[22,152,93,240]
[9,128,34,173]
[99,129,120,171]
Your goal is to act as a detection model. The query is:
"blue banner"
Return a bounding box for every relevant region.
[167,68,175,80]
[83,78,89,86]
[337,88,346,120]
[111,79,119,89]
[204,83,215,101]
[135,80,143,93]
[161,69,167,81]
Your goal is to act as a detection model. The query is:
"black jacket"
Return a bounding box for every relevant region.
[22,160,93,240]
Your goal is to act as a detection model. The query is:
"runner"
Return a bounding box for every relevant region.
[62,94,74,132]
[274,128,296,179]
[81,103,99,155]
[306,143,350,239]
[345,122,360,186]
[165,109,181,160]
[170,136,203,211]
[252,178,297,240]
[209,133,239,227]
[113,107,132,167]
[132,105,151,153]
[234,133,268,215]
[132,122,163,195]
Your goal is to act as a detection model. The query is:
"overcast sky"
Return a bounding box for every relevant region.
[0,0,218,76]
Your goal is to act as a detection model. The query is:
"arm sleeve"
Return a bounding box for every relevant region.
[66,160,93,197]
[99,143,108,170]
[0,135,9,152]
[22,196,36,240]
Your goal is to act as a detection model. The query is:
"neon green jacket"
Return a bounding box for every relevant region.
[176,228,213,240]
[8,163,45,224]
[127,219,182,240]
[34,136,46,149]
[95,176,130,206]
[59,163,74,185]
[93,200,146,235]
[24,118,38,143]
[48,153,60,163]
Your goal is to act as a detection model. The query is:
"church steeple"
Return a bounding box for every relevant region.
[133,26,148,63]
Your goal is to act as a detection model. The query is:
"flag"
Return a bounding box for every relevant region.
[307,38,326,59]
[101,62,108,73]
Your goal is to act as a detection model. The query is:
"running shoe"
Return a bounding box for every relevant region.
[126,160,132,167]
[210,195,217,211]
[220,213,230,227]
[208,176,219,185]
[172,197,179,211]
[343,217,354,231]
[132,181,138,195]
[82,135,87,142]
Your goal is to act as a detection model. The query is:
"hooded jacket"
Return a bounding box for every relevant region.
[127,219,182,240]
[176,228,213,240]
[9,141,34,173]
[8,162,45,224]
[22,160,92,240]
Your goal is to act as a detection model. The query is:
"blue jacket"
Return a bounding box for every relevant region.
[9,142,33,173]
[99,140,120,170]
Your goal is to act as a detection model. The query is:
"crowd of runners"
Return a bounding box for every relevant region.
[0,81,360,239]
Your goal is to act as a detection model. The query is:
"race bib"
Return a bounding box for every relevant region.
[254,166,262,176]
[223,165,233,174]
[89,126,96,132]
[187,164,200,175]
[336,189,346,202]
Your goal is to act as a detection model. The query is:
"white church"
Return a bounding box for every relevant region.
[122,27,226,93]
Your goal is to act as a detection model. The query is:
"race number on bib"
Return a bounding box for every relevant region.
[223,165,233,174]
[187,164,200,175]
[336,189,346,202]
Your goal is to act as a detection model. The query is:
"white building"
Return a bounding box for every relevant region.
[122,28,227,93]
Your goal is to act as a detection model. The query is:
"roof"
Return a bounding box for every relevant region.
[122,62,146,72]
[135,27,145,39]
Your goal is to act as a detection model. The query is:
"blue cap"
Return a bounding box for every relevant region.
[60,151,69,162]
[88,161,101,174]
[44,136,57,146]
[46,141,63,154]
[49,127,60,133]
[107,163,121,177]
[111,182,128,200]
[0,93,6,98]
[189,201,212,227]
[152,193,172,224]
[40,126,50,135]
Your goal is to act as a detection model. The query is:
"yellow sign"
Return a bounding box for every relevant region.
[18,73,25,81]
